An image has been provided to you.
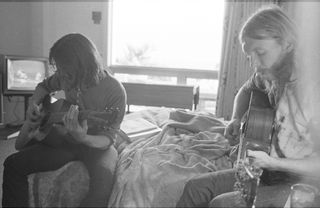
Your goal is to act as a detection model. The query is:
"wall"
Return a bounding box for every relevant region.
[41,2,109,60]
[0,1,109,124]
[0,3,34,56]
[0,2,35,124]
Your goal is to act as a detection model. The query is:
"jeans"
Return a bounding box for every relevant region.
[2,141,118,207]
[176,168,292,208]
[176,169,237,207]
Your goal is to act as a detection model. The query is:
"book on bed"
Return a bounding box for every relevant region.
[121,117,161,141]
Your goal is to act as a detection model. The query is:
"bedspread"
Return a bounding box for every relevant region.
[108,110,232,207]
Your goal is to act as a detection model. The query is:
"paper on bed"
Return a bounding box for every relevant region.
[121,117,161,141]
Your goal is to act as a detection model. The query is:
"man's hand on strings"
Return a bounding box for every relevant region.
[247,150,275,169]
[62,105,88,143]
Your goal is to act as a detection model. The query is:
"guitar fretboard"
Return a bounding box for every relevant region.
[46,110,92,125]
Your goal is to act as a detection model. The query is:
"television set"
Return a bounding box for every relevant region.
[0,54,50,96]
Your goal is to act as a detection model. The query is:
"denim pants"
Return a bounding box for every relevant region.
[176,168,292,208]
[2,141,118,207]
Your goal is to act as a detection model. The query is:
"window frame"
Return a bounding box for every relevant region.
[106,1,222,109]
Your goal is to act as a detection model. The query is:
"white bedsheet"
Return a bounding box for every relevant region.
[109,109,232,207]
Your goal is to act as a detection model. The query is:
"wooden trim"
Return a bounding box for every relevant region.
[111,66,218,110]
[122,82,199,110]
[200,93,217,101]
[109,65,219,80]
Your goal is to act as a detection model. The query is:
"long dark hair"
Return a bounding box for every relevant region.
[49,33,105,90]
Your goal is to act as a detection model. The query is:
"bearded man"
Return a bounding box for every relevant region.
[176,5,320,208]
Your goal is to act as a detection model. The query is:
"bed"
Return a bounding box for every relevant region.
[27,107,233,207]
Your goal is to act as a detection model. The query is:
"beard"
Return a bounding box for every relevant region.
[256,52,294,106]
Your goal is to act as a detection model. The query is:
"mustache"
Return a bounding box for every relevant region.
[255,57,293,82]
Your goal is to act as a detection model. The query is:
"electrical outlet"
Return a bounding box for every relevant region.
[92,11,102,24]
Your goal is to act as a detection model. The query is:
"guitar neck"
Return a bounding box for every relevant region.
[236,121,248,166]
[236,133,246,166]
[47,110,91,124]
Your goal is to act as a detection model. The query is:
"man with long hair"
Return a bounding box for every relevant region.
[2,33,126,207]
[177,5,320,207]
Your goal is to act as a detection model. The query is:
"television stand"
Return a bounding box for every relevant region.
[3,94,33,121]
[22,94,32,120]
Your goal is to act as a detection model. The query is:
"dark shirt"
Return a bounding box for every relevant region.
[35,70,127,143]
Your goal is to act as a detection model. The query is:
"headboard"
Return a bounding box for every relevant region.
[122,82,199,111]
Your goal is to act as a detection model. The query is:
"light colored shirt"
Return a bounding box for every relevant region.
[243,73,320,159]
[270,81,314,159]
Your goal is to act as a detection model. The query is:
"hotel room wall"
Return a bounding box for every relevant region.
[0,2,109,124]
[0,2,34,124]
[294,2,320,151]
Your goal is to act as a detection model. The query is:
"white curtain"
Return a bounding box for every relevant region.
[216,0,278,120]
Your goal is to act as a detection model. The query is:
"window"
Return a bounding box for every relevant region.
[109,0,225,112]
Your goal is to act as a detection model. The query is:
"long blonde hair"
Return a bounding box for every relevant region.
[239,5,297,48]
[239,5,298,105]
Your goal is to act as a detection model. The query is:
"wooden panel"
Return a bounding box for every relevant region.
[122,82,198,110]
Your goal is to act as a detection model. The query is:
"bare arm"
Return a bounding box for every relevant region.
[231,85,252,120]
[272,154,320,178]
[248,150,320,179]
[224,85,252,144]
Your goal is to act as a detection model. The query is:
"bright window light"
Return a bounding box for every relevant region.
[111,0,225,71]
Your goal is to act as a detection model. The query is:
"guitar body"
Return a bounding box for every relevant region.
[39,97,76,147]
[21,95,118,148]
[235,90,275,207]
[237,90,275,161]
[244,105,275,154]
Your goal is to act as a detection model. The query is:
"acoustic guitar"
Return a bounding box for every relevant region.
[17,95,119,148]
[234,90,275,207]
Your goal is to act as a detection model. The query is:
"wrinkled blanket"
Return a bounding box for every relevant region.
[108,110,232,207]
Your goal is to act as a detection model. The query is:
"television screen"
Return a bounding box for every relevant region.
[7,59,46,91]
[1,55,49,95]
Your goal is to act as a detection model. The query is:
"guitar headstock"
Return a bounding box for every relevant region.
[84,108,120,130]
